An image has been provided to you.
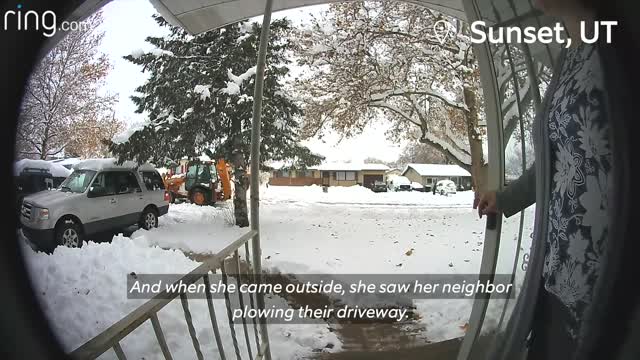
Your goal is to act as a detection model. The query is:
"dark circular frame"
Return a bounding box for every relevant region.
[1,1,639,359]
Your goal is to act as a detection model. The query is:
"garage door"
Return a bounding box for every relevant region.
[362,175,383,189]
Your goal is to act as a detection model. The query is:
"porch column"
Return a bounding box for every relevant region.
[249,0,274,359]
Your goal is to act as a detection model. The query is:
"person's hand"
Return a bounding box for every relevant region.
[475,191,498,218]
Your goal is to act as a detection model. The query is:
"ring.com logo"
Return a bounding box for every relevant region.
[3,3,90,38]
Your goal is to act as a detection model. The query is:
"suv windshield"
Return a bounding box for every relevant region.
[59,170,96,193]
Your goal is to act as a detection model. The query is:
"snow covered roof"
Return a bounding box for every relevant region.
[402,164,471,177]
[49,157,82,166]
[14,159,72,178]
[73,158,157,172]
[311,162,389,171]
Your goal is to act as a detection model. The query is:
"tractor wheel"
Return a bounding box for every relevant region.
[190,189,207,206]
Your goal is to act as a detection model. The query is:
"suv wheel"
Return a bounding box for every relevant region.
[140,208,158,230]
[56,221,83,248]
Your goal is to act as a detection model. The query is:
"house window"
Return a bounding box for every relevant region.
[336,171,356,181]
[426,178,433,185]
[303,170,313,178]
[278,170,289,178]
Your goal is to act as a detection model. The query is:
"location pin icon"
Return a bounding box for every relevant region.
[434,20,451,45]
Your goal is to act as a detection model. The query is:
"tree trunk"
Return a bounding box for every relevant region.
[40,125,50,160]
[231,119,250,227]
[463,85,488,193]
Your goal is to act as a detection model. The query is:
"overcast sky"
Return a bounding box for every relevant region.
[97,0,405,163]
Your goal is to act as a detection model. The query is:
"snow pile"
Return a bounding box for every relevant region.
[14,159,71,178]
[22,235,340,358]
[23,236,194,352]
[132,204,247,255]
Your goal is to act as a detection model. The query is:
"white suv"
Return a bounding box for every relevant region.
[20,159,170,252]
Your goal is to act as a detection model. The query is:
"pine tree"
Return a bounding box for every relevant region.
[108,16,322,227]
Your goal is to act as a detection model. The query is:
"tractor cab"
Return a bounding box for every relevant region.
[184,160,218,205]
[164,159,232,205]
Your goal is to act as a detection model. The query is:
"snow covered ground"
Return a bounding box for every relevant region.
[21,185,533,357]
[261,184,473,208]
[22,237,340,359]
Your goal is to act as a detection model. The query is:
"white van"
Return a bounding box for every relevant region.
[388,175,412,191]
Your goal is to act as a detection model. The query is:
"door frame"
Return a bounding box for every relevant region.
[321,171,330,186]
[457,0,507,359]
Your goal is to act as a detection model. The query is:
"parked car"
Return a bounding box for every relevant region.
[411,182,426,192]
[388,175,412,191]
[434,179,457,195]
[20,159,170,252]
[371,180,388,192]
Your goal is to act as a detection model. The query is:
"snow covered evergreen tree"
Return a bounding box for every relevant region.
[108,16,322,227]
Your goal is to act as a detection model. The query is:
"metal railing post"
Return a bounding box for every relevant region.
[250,1,274,359]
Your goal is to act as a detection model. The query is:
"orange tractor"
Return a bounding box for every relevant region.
[163,159,232,205]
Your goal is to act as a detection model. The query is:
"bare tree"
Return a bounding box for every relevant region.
[16,11,116,160]
[65,112,124,158]
[294,2,488,188]
[394,142,450,170]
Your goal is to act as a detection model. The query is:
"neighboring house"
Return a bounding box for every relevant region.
[270,168,322,186]
[402,163,473,190]
[268,162,390,188]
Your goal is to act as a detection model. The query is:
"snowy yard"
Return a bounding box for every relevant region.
[21,185,532,358]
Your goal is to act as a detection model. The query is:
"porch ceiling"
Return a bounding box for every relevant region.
[151,0,467,34]
[153,0,560,66]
